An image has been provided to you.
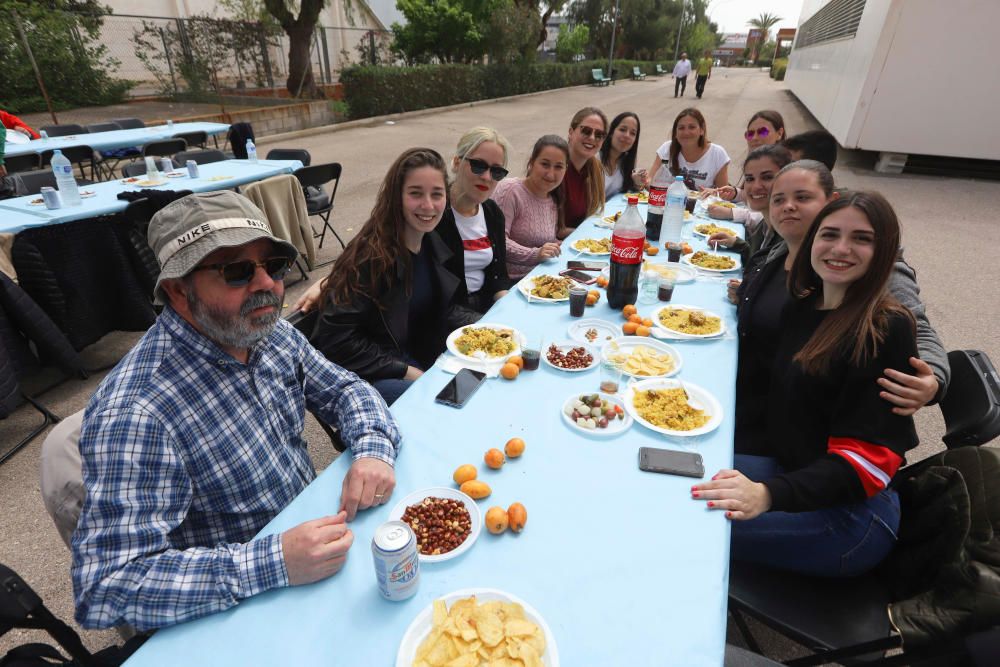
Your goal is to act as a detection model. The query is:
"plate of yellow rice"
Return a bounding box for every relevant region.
[624,378,722,437]
[446,324,523,362]
[653,305,725,339]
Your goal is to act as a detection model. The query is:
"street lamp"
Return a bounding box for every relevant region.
[673,0,686,61]
[608,0,621,83]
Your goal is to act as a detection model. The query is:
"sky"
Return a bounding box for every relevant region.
[706,0,805,35]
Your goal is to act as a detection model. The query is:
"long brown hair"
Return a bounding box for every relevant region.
[569,106,608,218]
[526,134,570,231]
[788,191,914,375]
[746,110,786,141]
[669,108,707,177]
[321,148,448,308]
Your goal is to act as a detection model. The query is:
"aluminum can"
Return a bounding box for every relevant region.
[39,130,49,139]
[186,160,200,179]
[40,186,62,210]
[372,520,419,601]
[160,157,173,174]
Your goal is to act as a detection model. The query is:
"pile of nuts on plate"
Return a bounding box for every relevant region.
[401,497,472,555]
[546,344,594,369]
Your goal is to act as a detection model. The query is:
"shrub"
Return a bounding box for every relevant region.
[770,58,788,81]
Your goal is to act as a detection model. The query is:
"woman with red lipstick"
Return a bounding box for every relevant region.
[563,107,608,228]
[693,192,918,576]
[646,108,730,191]
[495,135,571,280]
[308,148,479,404]
[436,127,515,314]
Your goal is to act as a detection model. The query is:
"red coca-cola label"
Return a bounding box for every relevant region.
[611,234,645,264]
[648,185,667,208]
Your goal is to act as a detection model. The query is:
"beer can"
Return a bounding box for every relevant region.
[372,521,419,601]
[186,160,200,179]
[40,186,61,210]
[160,157,173,174]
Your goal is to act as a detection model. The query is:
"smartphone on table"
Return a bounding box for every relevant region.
[559,269,598,285]
[638,447,705,478]
[435,369,487,408]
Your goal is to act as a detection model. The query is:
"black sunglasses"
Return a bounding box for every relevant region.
[577,126,608,141]
[192,256,293,286]
[464,157,508,181]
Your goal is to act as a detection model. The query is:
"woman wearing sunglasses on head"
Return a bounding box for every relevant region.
[494,135,570,279]
[693,191,921,576]
[435,127,515,314]
[713,110,788,204]
[600,112,646,199]
[306,148,480,405]
[563,107,608,228]
[646,108,730,192]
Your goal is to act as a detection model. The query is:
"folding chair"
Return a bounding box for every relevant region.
[41,145,110,182]
[266,148,312,166]
[286,308,346,453]
[85,122,121,134]
[111,117,145,129]
[142,139,187,160]
[293,162,344,251]
[3,153,40,175]
[12,171,93,195]
[121,162,148,178]
[173,149,226,166]
[728,349,1000,666]
[174,130,208,150]
[38,123,87,138]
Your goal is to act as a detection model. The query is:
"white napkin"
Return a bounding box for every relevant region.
[436,354,505,378]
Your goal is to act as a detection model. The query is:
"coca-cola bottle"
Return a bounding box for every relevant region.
[609,195,645,309]
[645,160,672,241]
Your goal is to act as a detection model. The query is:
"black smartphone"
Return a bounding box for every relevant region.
[638,447,705,478]
[567,260,608,271]
[435,369,487,408]
[559,269,598,284]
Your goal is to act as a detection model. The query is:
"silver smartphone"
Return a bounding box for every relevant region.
[638,447,705,478]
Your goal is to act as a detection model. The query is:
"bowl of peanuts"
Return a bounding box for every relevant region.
[388,487,482,563]
[542,342,599,372]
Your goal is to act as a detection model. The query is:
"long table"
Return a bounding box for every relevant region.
[0,159,302,235]
[124,196,742,666]
[4,122,229,158]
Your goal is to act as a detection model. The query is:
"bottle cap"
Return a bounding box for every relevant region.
[627,195,639,205]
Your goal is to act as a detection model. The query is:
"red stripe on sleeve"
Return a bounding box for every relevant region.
[827,437,903,498]
[462,236,492,251]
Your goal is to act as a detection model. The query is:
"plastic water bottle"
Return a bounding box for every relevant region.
[50,150,81,206]
[645,160,672,241]
[246,138,258,163]
[659,176,687,247]
[144,156,160,181]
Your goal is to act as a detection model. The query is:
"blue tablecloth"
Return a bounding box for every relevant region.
[0,159,302,235]
[4,122,229,158]
[124,196,743,667]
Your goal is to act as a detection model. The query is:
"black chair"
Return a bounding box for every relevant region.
[40,145,109,181]
[11,171,92,196]
[142,139,187,160]
[111,117,145,129]
[173,149,226,166]
[266,148,312,166]
[173,130,207,150]
[286,309,346,453]
[38,123,87,138]
[85,122,121,134]
[3,152,40,175]
[293,162,344,250]
[728,349,1000,666]
[121,162,149,178]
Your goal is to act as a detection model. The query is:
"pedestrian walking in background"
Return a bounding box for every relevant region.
[695,50,714,99]
[673,53,692,98]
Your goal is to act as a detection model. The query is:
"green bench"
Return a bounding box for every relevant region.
[631,66,647,81]
[591,68,611,87]
[655,64,666,76]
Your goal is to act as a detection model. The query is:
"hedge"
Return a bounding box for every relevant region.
[340,59,671,120]
[770,58,788,81]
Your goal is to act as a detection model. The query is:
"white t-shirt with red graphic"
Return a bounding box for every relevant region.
[452,205,493,293]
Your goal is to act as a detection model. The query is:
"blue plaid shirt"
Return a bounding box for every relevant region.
[71,307,401,630]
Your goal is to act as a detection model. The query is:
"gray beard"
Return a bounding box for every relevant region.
[187,289,281,351]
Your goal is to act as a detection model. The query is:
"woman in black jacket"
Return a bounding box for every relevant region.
[308,148,479,404]
[435,127,515,314]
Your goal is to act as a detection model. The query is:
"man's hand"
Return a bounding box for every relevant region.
[878,356,939,416]
[282,512,353,586]
[340,457,395,521]
[691,470,771,520]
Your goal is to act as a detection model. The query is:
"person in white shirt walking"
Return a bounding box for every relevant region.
[672,53,692,97]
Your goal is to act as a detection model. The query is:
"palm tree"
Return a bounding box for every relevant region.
[746,11,782,62]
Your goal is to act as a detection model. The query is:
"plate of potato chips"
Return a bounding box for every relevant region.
[600,337,682,378]
[398,589,558,667]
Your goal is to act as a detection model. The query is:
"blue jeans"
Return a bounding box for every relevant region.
[371,378,413,405]
[730,454,900,577]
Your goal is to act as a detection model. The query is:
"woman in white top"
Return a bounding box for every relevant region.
[646,108,730,191]
[600,112,647,198]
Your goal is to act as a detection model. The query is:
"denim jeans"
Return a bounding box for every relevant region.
[730,454,900,577]
[371,378,413,405]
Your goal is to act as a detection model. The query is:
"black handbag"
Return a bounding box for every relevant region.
[942,349,1000,448]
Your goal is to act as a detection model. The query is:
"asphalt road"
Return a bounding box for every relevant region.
[1,67,997,662]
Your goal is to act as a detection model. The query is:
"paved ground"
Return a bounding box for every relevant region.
[2,68,998,662]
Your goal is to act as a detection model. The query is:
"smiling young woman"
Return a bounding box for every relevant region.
[600,112,644,198]
[563,107,608,228]
[647,108,730,191]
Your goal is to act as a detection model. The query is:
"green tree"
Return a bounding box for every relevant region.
[485,0,540,63]
[570,0,718,61]
[391,0,489,64]
[262,0,326,97]
[555,24,589,63]
[746,11,781,61]
[512,0,570,52]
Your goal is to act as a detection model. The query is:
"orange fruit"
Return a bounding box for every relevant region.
[484,448,505,469]
[504,437,525,458]
[500,362,520,380]
[485,506,509,534]
[642,318,653,327]
[588,289,600,298]
[585,293,598,306]
[623,304,638,317]
[646,246,660,256]
[596,276,609,288]
[452,464,477,485]
[636,325,651,337]
[622,321,640,335]
[682,242,693,254]
[506,355,524,369]
[628,313,643,324]
[507,502,528,532]
[459,479,492,499]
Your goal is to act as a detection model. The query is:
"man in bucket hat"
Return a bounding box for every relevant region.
[71,191,401,631]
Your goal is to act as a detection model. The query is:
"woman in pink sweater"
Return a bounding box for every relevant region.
[494,135,571,279]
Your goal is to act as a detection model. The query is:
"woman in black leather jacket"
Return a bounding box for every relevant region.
[307,148,479,404]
